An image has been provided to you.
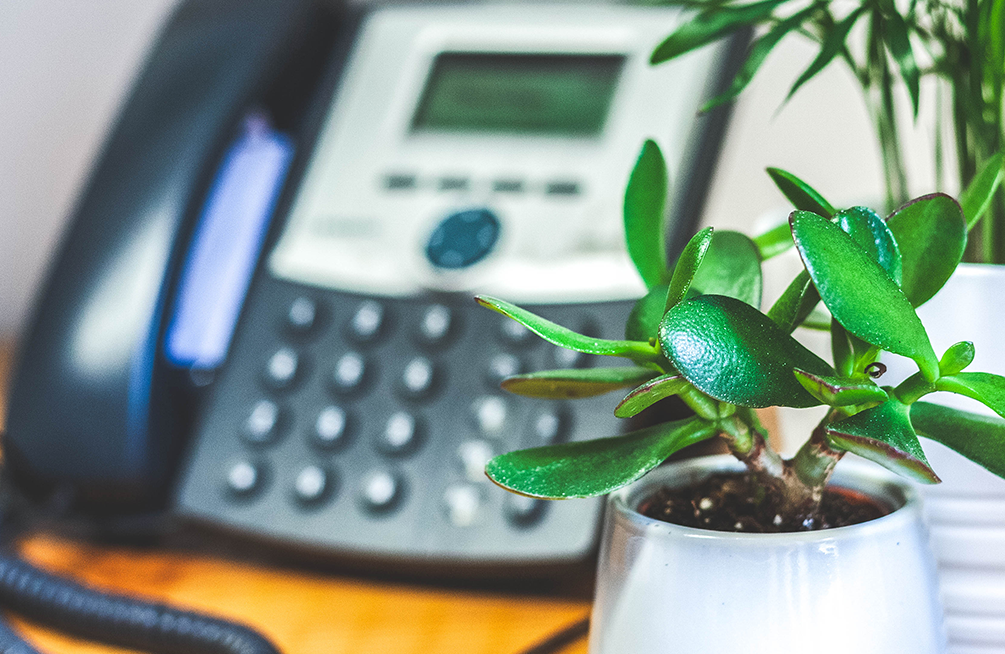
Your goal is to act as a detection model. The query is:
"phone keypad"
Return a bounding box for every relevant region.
[176,277,638,569]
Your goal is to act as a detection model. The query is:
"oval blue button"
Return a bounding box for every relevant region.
[425,209,501,269]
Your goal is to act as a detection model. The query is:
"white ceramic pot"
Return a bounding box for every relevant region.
[589,455,946,654]
[906,263,1005,653]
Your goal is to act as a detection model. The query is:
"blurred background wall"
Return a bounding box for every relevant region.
[0,0,940,342]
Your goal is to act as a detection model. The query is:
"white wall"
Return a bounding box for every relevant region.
[0,0,180,338]
[0,1,937,341]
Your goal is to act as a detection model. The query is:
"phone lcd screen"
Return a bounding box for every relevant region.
[411,52,625,137]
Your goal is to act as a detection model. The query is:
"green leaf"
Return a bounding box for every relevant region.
[883,11,920,117]
[765,167,836,217]
[475,296,661,363]
[834,206,902,286]
[701,4,819,112]
[825,400,940,483]
[753,221,795,260]
[831,319,853,378]
[793,369,888,406]
[485,418,718,498]
[790,211,939,381]
[650,0,788,64]
[690,230,762,307]
[666,227,714,311]
[500,367,659,400]
[614,374,690,418]
[766,270,820,332]
[786,7,865,100]
[939,341,975,376]
[624,140,669,289]
[935,372,1005,419]
[659,294,834,408]
[960,153,1005,230]
[625,284,669,341]
[886,193,967,307]
[911,402,1005,480]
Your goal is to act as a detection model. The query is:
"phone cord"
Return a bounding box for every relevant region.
[0,552,281,654]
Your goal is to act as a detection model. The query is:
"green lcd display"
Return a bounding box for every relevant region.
[411,52,625,136]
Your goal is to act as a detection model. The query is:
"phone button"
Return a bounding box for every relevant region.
[312,405,349,449]
[498,318,533,346]
[349,300,385,342]
[471,396,508,434]
[530,408,568,445]
[226,460,263,496]
[293,464,332,505]
[243,400,282,444]
[330,352,368,394]
[360,469,404,512]
[418,304,453,345]
[377,411,422,456]
[486,353,522,388]
[264,347,300,389]
[286,297,318,335]
[443,483,484,528]
[400,357,436,398]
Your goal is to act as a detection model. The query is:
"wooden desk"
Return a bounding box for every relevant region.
[0,342,591,654]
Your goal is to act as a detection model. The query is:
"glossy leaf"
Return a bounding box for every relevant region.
[659,294,834,408]
[625,284,669,341]
[753,221,795,260]
[831,319,853,378]
[614,374,690,418]
[501,367,659,400]
[475,296,660,363]
[935,372,1005,419]
[960,153,1005,230]
[834,206,902,285]
[485,418,718,498]
[766,270,819,332]
[883,11,920,117]
[766,167,836,217]
[690,230,762,307]
[787,7,865,101]
[701,4,818,111]
[793,369,888,406]
[650,0,788,64]
[911,402,1005,479]
[790,211,939,381]
[886,193,967,307]
[939,341,975,376]
[825,400,940,483]
[666,228,714,311]
[624,140,669,288]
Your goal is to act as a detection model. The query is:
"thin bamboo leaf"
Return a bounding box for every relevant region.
[501,367,660,399]
[884,11,921,117]
[651,0,789,64]
[960,153,1005,230]
[786,7,865,100]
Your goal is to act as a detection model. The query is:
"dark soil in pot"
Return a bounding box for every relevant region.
[637,471,890,533]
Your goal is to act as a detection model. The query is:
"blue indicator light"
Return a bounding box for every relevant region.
[165,114,293,370]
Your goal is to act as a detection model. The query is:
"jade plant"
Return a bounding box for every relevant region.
[477,141,1005,524]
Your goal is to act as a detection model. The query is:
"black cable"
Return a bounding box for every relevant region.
[0,552,281,654]
[517,616,590,654]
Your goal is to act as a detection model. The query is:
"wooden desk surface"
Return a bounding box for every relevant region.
[0,343,591,654]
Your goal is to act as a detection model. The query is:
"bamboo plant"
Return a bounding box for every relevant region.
[478,142,1005,524]
[648,0,1005,262]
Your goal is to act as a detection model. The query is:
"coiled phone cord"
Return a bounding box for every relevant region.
[0,551,280,654]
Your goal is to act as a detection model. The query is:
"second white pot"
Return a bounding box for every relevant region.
[589,456,947,654]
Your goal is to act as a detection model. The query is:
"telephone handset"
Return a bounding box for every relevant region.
[5,0,738,572]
